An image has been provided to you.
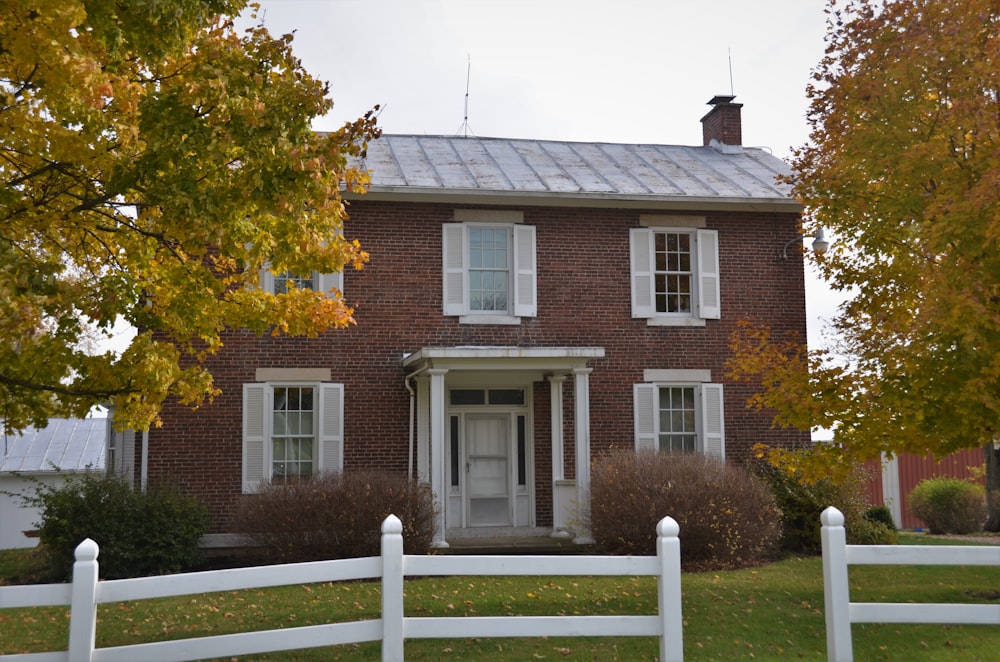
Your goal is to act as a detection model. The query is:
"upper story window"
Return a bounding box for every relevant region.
[261,268,342,297]
[654,232,693,314]
[469,227,510,312]
[630,222,720,326]
[242,379,344,493]
[273,271,314,294]
[443,211,536,323]
[633,371,724,460]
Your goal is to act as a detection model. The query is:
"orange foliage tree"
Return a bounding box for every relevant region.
[726,0,1000,529]
[1,1,379,432]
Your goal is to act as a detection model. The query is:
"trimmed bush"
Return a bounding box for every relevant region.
[231,470,438,563]
[20,472,209,580]
[909,477,986,534]
[751,458,896,552]
[589,448,781,570]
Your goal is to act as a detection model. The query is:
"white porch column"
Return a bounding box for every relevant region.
[549,375,565,481]
[428,368,449,548]
[573,367,594,544]
[548,375,572,538]
[415,374,430,482]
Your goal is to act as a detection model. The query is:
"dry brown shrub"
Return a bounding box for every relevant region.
[231,470,437,563]
[590,448,781,570]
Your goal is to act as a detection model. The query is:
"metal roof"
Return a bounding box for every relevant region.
[0,418,107,473]
[357,135,798,210]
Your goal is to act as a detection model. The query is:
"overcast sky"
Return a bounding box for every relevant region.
[238,0,843,358]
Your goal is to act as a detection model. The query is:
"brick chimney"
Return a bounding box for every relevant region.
[700,95,743,146]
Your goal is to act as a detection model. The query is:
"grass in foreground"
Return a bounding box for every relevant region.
[1,539,998,661]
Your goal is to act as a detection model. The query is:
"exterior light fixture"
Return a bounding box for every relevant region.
[782,228,830,259]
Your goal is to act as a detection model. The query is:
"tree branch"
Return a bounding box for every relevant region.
[0,372,136,399]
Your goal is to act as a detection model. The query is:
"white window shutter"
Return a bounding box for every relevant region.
[697,229,721,319]
[260,266,275,294]
[442,223,467,315]
[120,431,135,479]
[633,383,658,453]
[630,228,654,318]
[700,383,725,460]
[512,224,537,317]
[318,383,344,474]
[315,270,344,299]
[242,383,268,493]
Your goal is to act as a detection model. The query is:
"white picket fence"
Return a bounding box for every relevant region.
[0,514,684,662]
[820,505,1000,662]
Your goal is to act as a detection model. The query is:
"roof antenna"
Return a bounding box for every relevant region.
[728,47,735,96]
[456,54,474,137]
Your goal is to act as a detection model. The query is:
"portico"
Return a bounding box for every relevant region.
[402,347,605,547]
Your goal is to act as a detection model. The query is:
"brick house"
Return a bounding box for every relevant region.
[138,96,811,547]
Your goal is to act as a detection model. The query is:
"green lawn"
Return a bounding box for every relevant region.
[1,538,998,661]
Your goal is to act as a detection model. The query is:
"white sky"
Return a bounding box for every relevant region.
[240,0,844,357]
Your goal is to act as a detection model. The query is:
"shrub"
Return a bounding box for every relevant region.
[20,472,209,580]
[231,470,438,563]
[751,457,894,552]
[589,448,781,570]
[909,477,986,534]
[864,504,896,530]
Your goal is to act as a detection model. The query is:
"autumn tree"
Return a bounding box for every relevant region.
[726,0,1000,529]
[1,1,379,432]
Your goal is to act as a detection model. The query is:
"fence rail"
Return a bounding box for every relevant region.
[0,515,683,662]
[820,505,1000,662]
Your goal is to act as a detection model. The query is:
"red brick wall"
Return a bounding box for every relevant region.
[147,202,811,530]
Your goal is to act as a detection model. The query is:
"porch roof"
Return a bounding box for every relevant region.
[402,346,605,373]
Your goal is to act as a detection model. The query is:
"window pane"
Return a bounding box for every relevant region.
[450,416,460,487]
[517,415,527,486]
[299,439,313,461]
[489,389,525,405]
[451,389,486,405]
[494,287,507,312]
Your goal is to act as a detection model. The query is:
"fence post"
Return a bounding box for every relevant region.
[67,538,99,662]
[821,506,853,662]
[656,516,683,662]
[381,514,404,662]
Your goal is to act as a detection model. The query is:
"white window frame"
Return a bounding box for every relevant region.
[242,381,344,493]
[442,221,537,324]
[630,227,720,325]
[633,380,724,460]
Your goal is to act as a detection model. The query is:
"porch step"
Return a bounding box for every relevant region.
[440,536,596,555]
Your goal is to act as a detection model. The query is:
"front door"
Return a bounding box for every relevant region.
[465,414,511,526]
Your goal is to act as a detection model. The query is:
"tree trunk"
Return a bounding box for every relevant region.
[986,442,1000,532]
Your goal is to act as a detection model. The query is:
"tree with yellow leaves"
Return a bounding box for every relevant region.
[1,1,379,432]
[727,0,1000,529]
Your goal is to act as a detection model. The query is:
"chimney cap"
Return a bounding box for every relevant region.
[707,95,739,106]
